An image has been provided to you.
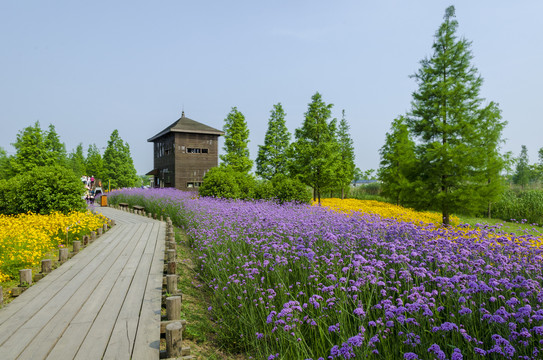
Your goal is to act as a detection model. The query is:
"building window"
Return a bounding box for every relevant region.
[186,148,208,154]
[187,182,202,188]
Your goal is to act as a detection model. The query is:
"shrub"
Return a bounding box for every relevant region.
[270,174,311,204]
[492,189,543,225]
[199,167,256,199]
[0,165,86,215]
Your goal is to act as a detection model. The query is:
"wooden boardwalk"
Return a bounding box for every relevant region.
[0,207,166,360]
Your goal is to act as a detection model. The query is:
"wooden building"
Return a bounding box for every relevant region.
[147,112,224,190]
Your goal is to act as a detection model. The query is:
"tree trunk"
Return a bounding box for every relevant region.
[341,187,344,200]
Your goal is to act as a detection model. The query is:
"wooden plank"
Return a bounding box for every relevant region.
[0,224,124,327]
[132,220,165,359]
[0,224,129,346]
[102,222,161,359]
[73,222,155,359]
[0,224,142,359]
[19,224,147,360]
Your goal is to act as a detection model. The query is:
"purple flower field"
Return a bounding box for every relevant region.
[109,188,543,359]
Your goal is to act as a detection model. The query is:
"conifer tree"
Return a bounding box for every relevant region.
[513,145,530,188]
[290,92,339,204]
[103,129,138,188]
[68,143,86,176]
[406,6,506,225]
[85,144,104,180]
[378,116,417,206]
[256,103,291,180]
[44,124,67,166]
[220,107,253,173]
[335,110,356,199]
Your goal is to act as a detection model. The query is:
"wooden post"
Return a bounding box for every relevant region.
[167,241,176,252]
[154,213,157,219]
[91,231,96,242]
[160,215,164,222]
[109,219,116,227]
[59,248,69,262]
[166,274,178,295]
[166,296,181,320]
[167,249,176,263]
[73,241,81,253]
[166,321,183,358]
[167,261,176,275]
[41,259,52,273]
[103,224,108,232]
[97,228,103,236]
[20,269,32,286]
[0,286,3,306]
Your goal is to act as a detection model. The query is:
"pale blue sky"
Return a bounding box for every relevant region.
[1,1,542,175]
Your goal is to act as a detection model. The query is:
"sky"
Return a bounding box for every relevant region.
[1,1,542,175]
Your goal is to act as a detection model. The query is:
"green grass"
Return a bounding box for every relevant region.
[456,215,542,237]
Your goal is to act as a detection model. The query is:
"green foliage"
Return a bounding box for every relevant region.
[492,189,543,226]
[0,147,12,180]
[256,103,291,180]
[85,144,104,180]
[290,92,339,204]
[379,116,417,206]
[0,165,86,215]
[44,124,68,167]
[269,174,311,204]
[103,129,138,188]
[220,107,253,173]
[401,6,506,225]
[512,145,532,188]
[334,110,356,199]
[199,167,257,199]
[68,143,86,177]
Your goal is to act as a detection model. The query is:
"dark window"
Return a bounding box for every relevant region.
[202,148,208,153]
[187,148,202,153]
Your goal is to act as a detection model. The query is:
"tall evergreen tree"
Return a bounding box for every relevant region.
[513,145,530,188]
[85,144,104,181]
[406,6,506,225]
[290,92,339,204]
[256,103,291,180]
[103,129,138,188]
[378,116,417,206]
[44,124,67,166]
[68,143,86,176]
[335,110,356,199]
[220,107,252,173]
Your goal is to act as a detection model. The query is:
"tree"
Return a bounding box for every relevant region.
[513,145,530,188]
[290,92,339,204]
[0,147,13,180]
[378,116,417,206]
[103,129,138,188]
[0,165,85,215]
[44,124,67,167]
[220,107,252,173]
[405,6,506,225]
[11,121,48,173]
[335,110,356,199]
[256,103,291,180]
[68,143,86,177]
[85,144,104,180]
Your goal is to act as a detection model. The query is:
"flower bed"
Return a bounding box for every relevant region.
[0,211,108,281]
[109,188,543,359]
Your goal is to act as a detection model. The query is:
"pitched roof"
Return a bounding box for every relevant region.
[147,112,224,142]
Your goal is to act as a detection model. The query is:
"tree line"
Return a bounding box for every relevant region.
[0,123,140,214]
[203,93,356,205]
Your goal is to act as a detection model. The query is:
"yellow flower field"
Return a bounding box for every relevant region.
[315,198,459,226]
[0,211,108,282]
